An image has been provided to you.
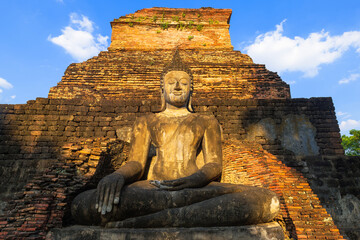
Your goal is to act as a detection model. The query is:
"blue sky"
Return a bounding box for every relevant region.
[0,0,359,135]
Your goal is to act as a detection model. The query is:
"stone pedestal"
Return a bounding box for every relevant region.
[47,222,284,240]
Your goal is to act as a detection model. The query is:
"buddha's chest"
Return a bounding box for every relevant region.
[148,117,205,148]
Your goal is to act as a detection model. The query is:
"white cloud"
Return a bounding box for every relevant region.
[337,111,351,119]
[48,13,109,62]
[339,73,360,84]
[0,77,13,89]
[244,20,360,77]
[340,119,360,133]
[69,13,93,32]
[11,95,16,99]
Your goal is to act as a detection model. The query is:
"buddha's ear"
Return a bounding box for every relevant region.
[187,93,194,112]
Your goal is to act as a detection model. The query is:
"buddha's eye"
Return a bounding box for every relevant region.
[168,80,175,84]
[180,79,188,85]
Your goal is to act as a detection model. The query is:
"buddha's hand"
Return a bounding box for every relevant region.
[155,173,205,191]
[96,173,125,215]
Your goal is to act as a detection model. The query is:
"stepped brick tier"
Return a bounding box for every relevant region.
[48,50,290,101]
[109,7,233,51]
[48,8,290,101]
[0,6,359,240]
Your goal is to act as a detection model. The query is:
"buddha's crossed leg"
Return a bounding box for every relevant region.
[71,181,280,227]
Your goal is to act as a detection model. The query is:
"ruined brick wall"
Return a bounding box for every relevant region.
[199,97,343,156]
[222,140,345,239]
[0,97,342,162]
[0,97,355,239]
[0,139,346,239]
[289,155,360,239]
[0,97,343,202]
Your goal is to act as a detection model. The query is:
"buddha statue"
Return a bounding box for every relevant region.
[71,50,280,228]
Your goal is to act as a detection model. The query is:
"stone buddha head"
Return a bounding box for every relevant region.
[160,50,194,112]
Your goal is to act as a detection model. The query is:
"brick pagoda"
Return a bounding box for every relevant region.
[1,7,359,239]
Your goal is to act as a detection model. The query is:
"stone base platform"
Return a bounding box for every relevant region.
[47,222,284,240]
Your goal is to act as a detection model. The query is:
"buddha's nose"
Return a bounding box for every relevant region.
[174,81,181,90]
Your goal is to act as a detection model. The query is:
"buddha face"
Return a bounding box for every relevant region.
[163,71,191,107]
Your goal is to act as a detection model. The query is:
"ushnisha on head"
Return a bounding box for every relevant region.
[160,49,194,112]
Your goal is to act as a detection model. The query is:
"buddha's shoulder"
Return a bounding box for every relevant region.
[192,113,218,123]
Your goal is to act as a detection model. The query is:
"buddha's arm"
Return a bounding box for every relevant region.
[200,115,223,179]
[124,115,151,178]
[96,116,151,214]
[158,116,222,190]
